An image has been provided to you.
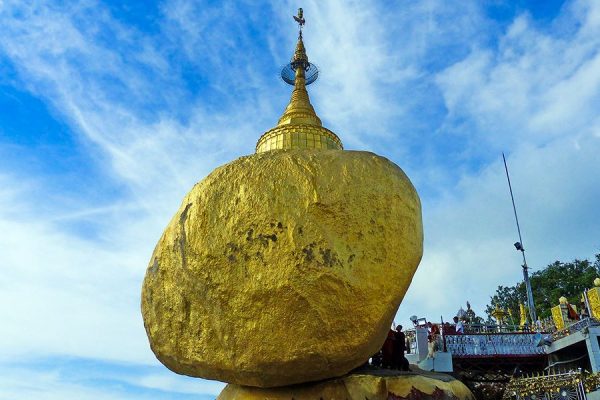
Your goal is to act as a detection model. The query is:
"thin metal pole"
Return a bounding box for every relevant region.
[503,153,537,323]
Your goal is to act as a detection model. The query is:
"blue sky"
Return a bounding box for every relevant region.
[1,0,599,398]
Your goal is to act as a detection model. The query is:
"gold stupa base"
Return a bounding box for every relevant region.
[217,368,475,400]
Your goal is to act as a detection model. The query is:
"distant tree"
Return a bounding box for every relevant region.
[486,253,600,320]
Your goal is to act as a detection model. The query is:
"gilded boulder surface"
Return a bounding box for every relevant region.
[217,371,475,400]
[141,149,423,387]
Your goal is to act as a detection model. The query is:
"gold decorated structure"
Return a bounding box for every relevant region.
[552,303,567,330]
[138,8,474,399]
[552,296,578,331]
[491,306,508,325]
[518,303,528,328]
[502,370,600,399]
[587,280,600,319]
[255,28,342,152]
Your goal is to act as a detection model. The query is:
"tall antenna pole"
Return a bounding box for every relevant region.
[502,153,537,323]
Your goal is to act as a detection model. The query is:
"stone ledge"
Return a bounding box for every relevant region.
[217,369,475,400]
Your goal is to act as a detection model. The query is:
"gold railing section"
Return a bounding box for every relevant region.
[256,125,342,152]
[588,286,600,319]
[552,304,566,331]
[503,370,599,399]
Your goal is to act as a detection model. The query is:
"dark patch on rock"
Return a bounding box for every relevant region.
[180,203,192,224]
[182,297,191,324]
[225,243,240,263]
[255,234,269,246]
[319,248,335,267]
[302,246,315,262]
[150,257,159,273]
[178,203,192,269]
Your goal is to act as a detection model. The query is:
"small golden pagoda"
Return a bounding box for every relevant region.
[255,28,342,152]
[492,305,508,324]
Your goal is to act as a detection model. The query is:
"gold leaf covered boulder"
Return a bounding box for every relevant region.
[142,19,423,388]
[141,149,422,387]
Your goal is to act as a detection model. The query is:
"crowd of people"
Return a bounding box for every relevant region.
[369,320,450,370]
[367,298,592,371]
[368,311,488,371]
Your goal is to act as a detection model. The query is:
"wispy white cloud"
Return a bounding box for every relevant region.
[0,175,149,364]
[0,361,222,399]
[132,372,225,395]
[435,1,600,152]
[0,0,272,200]
[0,367,117,400]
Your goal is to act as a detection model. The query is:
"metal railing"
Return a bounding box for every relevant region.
[503,369,598,399]
[551,317,600,341]
[445,333,545,357]
[445,323,538,334]
[403,325,546,357]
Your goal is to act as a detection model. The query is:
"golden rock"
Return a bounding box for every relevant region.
[141,149,423,387]
[217,371,475,400]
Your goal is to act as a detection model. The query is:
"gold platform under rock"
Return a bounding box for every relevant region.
[217,369,475,400]
[141,149,423,387]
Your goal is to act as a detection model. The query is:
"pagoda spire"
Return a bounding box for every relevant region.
[277,32,322,127]
[255,8,343,153]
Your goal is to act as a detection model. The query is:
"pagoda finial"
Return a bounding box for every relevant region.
[277,9,320,127]
[277,37,321,127]
[293,8,305,35]
[279,9,318,87]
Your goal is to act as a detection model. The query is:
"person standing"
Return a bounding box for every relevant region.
[393,325,410,371]
[426,322,440,359]
[580,301,590,320]
[381,329,395,368]
[428,322,440,336]
[453,316,464,334]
